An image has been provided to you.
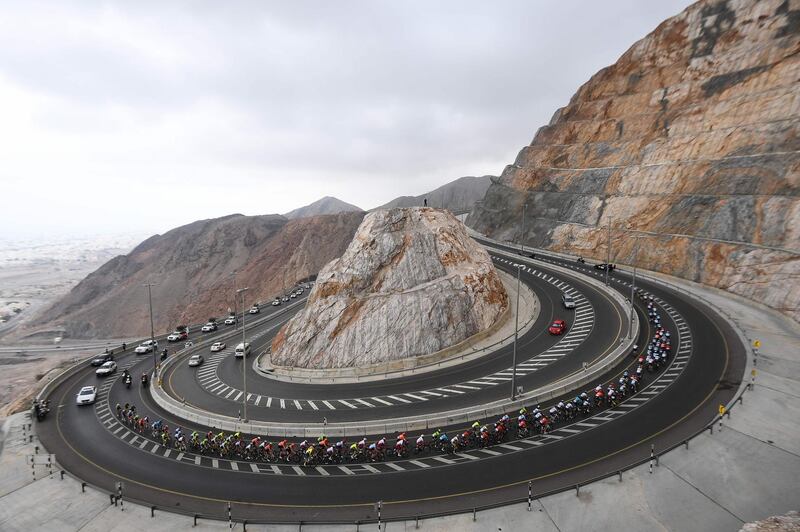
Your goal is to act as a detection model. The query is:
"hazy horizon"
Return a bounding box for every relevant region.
[1,0,694,239]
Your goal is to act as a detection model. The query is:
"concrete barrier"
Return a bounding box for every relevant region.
[150,244,638,437]
[254,269,539,384]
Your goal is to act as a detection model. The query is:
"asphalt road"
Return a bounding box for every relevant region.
[163,255,631,423]
[34,243,746,523]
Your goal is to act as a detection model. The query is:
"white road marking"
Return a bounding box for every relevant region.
[386,395,411,404]
[322,400,336,410]
[370,397,393,406]
[316,466,330,476]
[409,460,431,468]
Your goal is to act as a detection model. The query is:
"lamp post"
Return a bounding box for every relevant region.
[511,263,522,400]
[237,287,249,422]
[231,271,238,330]
[628,241,640,339]
[520,202,527,254]
[143,283,157,371]
[605,220,612,286]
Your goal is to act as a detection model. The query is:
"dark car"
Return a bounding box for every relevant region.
[594,263,616,272]
[90,353,114,366]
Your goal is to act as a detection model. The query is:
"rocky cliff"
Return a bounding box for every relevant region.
[29,212,365,338]
[468,0,800,322]
[270,208,508,369]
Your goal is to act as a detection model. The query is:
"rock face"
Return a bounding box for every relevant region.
[30,212,365,338]
[374,176,493,213]
[270,208,508,369]
[468,0,800,322]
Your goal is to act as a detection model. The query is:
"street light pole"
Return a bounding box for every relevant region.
[231,271,238,330]
[520,203,527,254]
[605,220,612,286]
[143,283,157,371]
[237,287,249,422]
[511,263,522,400]
[629,243,638,339]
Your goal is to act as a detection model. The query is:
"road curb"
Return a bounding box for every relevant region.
[252,268,540,384]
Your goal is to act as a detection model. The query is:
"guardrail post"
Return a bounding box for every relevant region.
[415,516,420,529]
[151,506,155,518]
[618,470,622,482]
[528,481,532,510]
[684,440,689,450]
[81,481,86,493]
[243,519,247,531]
[473,508,476,522]
[60,470,65,480]
[575,484,580,496]
[193,514,198,527]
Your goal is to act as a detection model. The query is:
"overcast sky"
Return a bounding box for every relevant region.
[0,1,693,239]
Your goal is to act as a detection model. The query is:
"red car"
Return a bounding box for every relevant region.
[548,319,567,335]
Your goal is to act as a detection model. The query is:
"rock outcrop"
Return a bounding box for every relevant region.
[29,212,365,338]
[270,208,508,369]
[468,0,800,322]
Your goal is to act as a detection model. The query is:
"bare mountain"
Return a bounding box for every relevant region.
[468,0,799,322]
[374,176,492,213]
[283,196,363,220]
[28,212,365,338]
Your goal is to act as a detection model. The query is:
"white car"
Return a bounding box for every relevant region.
[210,342,226,352]
[234,342,251,358]
[188,354,204,367]
[297,288,304,294]
[201,322,218,332]
[134,340,157,354]
[562,293,576,309]
[281,296,289,302]
[290,292,297,299]
[224,316,236,325]
[248,306,260,314]
[76,386,97,405]
[167,330,188,342]
[271,300,280,306]
[95,361,117,377]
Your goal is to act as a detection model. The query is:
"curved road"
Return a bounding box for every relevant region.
[35,244,746,523]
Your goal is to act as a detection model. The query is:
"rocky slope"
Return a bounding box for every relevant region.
[374,176,493,213]
[284,196,363,220]
[270,208,508,369]
[468,0,800,321]
[29,212,365,338]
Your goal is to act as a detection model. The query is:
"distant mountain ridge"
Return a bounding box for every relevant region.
[283,196,363,220]
[28,212,365,338]
[373,176,492,213]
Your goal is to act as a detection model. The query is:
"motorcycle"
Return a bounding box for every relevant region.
[33,399,50,421]
[125,374,132,389]
[141,374,149,388]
